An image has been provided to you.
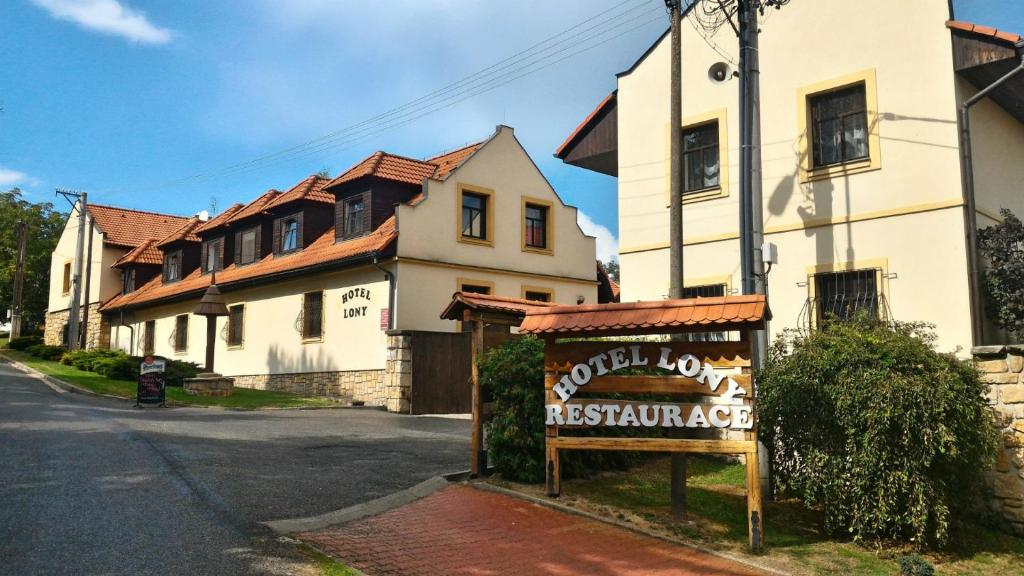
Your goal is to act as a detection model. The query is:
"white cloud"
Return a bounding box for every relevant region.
[577,211,618,263]
[0,168,31,187]
[31,0,172,44]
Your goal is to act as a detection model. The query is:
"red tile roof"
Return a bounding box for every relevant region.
[112,238,163,268]
[226,189,282,224]
[519,295,770,337]
[440,291,556,322]
[156,217,201,247]
[264,175,333,211]
[87,204,190,249]
[555,92,616,158]
[947,20,1023,45]
[326,142,484,189]
[195,203,245,234]
[101,217,397,312]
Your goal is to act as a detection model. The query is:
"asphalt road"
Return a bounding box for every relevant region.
[0,357,471,575]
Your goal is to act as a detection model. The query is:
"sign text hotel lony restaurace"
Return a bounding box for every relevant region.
[544,344,752,429]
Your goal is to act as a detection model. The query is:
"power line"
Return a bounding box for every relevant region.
[123,0,665,193]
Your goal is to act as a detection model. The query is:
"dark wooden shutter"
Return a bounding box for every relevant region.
[216,237,225,270]
[362,191,371,233]
[335,200,344,241]
[272,218,282,254]
[200,241,208,273]
[254,225,262,260]
[296,211,305,249]
[234,231,242,264]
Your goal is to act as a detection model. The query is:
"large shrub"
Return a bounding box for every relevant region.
[61,348,124,372]
[482,336,654,483]
[25,344,66,361]
[58,348,199,384]
[978,208,1024,340]
[8,335,43,350]
[758,320,999,547]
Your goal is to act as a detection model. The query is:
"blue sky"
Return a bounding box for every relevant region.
[1,1,1021,263]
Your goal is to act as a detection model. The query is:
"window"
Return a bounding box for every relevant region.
[164,250,182,282]
[810,83,869,168]
[302,291,323,340]
[344,197,367,237]
[227,304,244,347]
[174,315,189,352]
[202,238,223,273]
[682,122,720,193]
[281,219,299,252]
[523,199,551,253]
[62,262,71,294]
[524,290,552,302]
[462,193,487,240]
[61,323,69,346]
[123,268,136,294]
[238,227,259,265]
[814,269,879,324]
[682,284,726,299]
[144,320,155,355]
[460,283,491,295]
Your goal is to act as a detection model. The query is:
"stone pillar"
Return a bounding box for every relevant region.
[183,373,235,397]
[385,331,413,413]
[974,345,1024,536]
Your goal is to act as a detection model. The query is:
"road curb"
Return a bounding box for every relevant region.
[1,355,133,401]
[263,475,450,535]
[467,480,786,576]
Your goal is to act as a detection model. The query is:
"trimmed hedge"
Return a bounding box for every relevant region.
[25,344,66,361]
[8,336,43,351]
[58,348,200,386]
[758,319,999,548]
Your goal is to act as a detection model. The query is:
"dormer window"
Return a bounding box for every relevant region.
[202,237,224,274]
[236,226,260,266]
[164,250,183,282]
[275,213,303,254]
[343,195,367,238]
[123,268,136,294]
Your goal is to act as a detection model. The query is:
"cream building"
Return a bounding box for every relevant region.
[47,125,602,411]
[556,0,1024,353]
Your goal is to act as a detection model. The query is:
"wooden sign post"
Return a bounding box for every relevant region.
[520,295,769,553]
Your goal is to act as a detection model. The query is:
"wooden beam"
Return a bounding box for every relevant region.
[470,320,486,477]
[547,437,757,454]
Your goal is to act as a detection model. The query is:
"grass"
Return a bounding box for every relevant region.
[0,349,347,409]
[0,335,8,349]
[493,456,1024,576]
[299,544,362,576]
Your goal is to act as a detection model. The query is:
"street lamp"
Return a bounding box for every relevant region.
[192,272,229,374]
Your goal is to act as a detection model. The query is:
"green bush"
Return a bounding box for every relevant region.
[8,336,43,350]
[481,336,654,483]
[25,344,66,361]
[96,356,142,381]
[61,348,124,372]
[978,208,1024,340]
[898,554,935,576]
[51,347,199,384]
[164,359,201,387]
[758,320,999,548]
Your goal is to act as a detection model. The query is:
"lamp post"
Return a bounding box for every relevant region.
[193,273,229,374]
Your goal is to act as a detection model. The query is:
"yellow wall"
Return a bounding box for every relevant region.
[47,207,126,313]
[110,267,390,375]
[614,0,984,352]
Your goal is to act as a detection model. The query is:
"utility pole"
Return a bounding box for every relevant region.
[10,220,27,339]
[58,189,87,351]
[666,0,688,523]
[738,0,769,366]
[80,218,95,349]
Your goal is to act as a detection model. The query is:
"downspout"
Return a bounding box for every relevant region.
[372,254,396,331]
[957,40,1024,347]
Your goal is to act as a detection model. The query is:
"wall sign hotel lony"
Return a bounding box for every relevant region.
[519,295,770,552]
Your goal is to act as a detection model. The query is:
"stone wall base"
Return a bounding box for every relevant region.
[44,304,110,349]
[974,345,1024,536]
[233,369,387,406]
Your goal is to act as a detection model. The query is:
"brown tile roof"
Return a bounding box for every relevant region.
[195,203,245,234]
[519,295,770,337]
[101,217,397,312]
[226,189,282,225]
[947,20,1023,45]
[440,291,556,322]
[156,217,201,247]
[264,175,333,211]
[326,142,484,190]
[112,238,163,268]
[555,92,616,158]
[428,141,484,180]
[87,204,190,249]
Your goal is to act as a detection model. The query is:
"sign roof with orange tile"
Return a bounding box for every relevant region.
[440,291,556,322]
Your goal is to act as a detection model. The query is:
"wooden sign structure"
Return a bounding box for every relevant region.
[519,295,770,552]
[440,291,556,477]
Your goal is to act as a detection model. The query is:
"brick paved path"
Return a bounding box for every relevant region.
[299,485,764,576]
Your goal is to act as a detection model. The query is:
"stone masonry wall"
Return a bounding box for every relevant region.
[233,370,386,406]
[975,344,1024,536]
[384,331,413,413]
[43,304,110,349]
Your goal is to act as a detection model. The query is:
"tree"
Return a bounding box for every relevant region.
[602,258,619,283]
[0,189,67,332]
[977,208,1024,340]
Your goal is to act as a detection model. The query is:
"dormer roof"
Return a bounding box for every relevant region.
[264,175,333,211]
